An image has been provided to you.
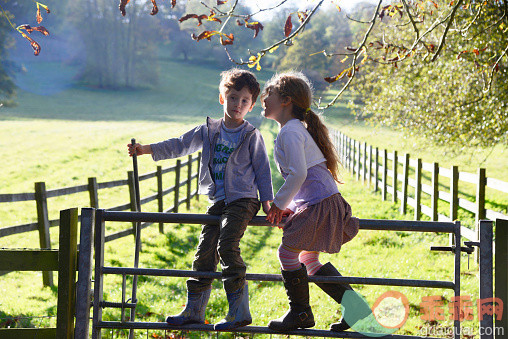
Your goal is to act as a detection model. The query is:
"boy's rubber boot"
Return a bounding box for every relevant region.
[268,265,315,332]
[214,281,252,331]
[166,287,211,325]
[314,262,372,332]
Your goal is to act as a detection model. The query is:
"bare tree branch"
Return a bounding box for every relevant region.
[318,0,383,109]
[431,0,464,61]
[345,14,371,24]
[484,43,508,93]
[249,0,290,18]
[401,0,419,40]
[224,0,326,65]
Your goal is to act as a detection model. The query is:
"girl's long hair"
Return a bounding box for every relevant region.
[262,71,342,183]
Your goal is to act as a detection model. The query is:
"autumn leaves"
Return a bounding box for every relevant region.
[0,2,50,56]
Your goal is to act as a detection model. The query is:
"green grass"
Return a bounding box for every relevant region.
[0,58,501,338]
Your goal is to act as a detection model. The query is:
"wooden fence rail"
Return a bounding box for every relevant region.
[0,152,201,286]
[331,129,507,242]
[0,208,78,339]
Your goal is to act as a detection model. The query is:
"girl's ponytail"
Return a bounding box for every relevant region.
[303,109,341,183]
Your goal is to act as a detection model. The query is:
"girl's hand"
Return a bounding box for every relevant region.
[127,143,151,157]
[282,208,294,218]
[262,200,272,215]
[266,203,285,226]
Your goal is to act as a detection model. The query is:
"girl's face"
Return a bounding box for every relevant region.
[262,88,285,122]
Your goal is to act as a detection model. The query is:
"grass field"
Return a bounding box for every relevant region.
[0,57,504,338]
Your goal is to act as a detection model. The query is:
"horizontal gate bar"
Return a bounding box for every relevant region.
[101,301,136,309]
[101,266,455,289]
[97,321,443,339]
[102,211,456,233]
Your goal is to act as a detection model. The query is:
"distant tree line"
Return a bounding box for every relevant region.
[0,0,506,149]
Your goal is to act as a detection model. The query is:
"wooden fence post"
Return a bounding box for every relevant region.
[340,132,344,163]
[495,218,508,335]
[337,131,341,160]
[374,147,379,192]
[174,159,181,213]
[344,136,348,170]
[88,177,99,208]
[35,182,53,287]
[368,145,372,188]
[196,153,201,201]
[432,163,439,221]
[476,168,486,225]
[75,208,95,339]
[451,165,459,221]
[349,137,353,172]
[362,142,367,184]
[356,141,361,181]
[187,154,192,210]
[415,159,422,221]
[401,154,409,215]
[392,150,398,203]
[57,208,78,339]
[382,149,388,201]
[157,166,164,233]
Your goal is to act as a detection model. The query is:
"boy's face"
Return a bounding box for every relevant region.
[220,86,255,128]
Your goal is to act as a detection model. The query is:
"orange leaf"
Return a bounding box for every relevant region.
[245,21,264,38]
[180,14,199,23]
[217,0,228,4]
[297,11,309,23]
[36,6,43,24]
[35,2,50,23]
[324,67,351,83]
[171,0,176,8]
[207,10,222,24]
[192,30,219,41]
[284,15,292,37]
[38,3,50,13]
[119,0,131,16]
[150,0,158,15]
[220,33,234,45]
[457,50,468,59]
[18,30,41,56]
[19,25,49,36]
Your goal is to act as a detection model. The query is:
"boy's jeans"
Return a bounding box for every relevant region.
[186,198,260,293]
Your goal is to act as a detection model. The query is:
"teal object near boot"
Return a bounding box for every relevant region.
[314,262,372,332]
[166,288,211,326]
[214,282,252,331]
[268,265,315,332]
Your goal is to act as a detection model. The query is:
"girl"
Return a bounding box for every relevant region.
[262,71,371,332]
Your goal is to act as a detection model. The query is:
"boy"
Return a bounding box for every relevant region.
[128,68,273,330]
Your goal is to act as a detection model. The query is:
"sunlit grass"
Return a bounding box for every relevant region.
[0,59,497,338]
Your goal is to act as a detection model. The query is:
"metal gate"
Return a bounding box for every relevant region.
[72,207,499,339]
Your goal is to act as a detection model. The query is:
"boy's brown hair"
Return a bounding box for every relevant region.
[219,68,260,103]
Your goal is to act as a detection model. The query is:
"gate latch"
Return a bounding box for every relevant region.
[430,242,479,269]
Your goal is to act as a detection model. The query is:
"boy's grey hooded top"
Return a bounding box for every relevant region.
[151,117,273,204]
